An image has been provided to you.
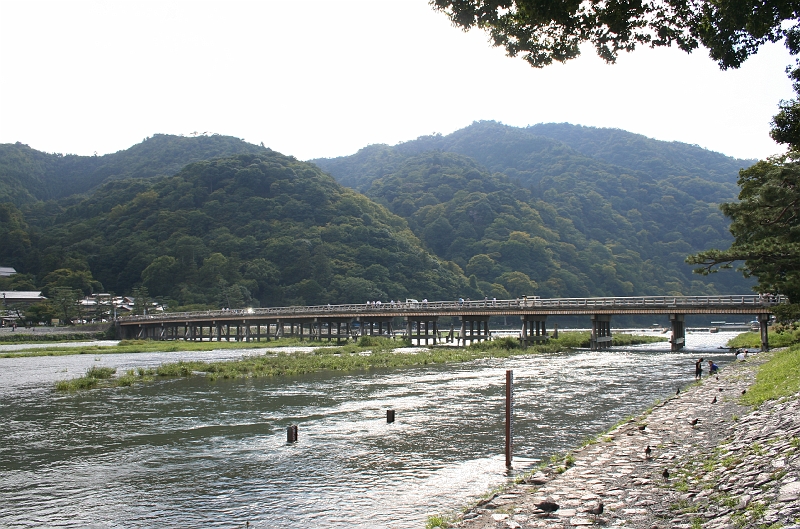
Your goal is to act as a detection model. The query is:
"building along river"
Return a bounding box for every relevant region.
[0,332,742,528]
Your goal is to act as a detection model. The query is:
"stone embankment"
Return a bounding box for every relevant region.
[453,351,800,529]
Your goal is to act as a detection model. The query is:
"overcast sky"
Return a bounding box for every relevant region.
[0,0,795,162]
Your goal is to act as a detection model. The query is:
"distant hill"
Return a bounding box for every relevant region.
[0,134,269,205]
[312,121,756,296]
[1,152,468,307]
[0,124,756,307]
[313,121,752,192]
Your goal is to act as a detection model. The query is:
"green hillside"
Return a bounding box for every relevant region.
[0,134,268,205]
[1,152,467,308]
[0,124,757,310]
[312,122,755,297]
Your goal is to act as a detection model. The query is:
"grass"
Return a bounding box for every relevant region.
[517,331,666,349]
[2,336,311,358]
[425,514,451,528]
[19,330,666,359]
[741,345,800,406]
[55,365,118,391]
[52,332,664,391]
[0,331,108,344]
[727,328,800,349]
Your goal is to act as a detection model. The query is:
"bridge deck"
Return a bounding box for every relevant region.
[118,295,782,326]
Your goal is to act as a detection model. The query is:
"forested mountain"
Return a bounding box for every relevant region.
[0,134,268,205]
[1,152,467,307]
[0,123,756,314]
[312,121,756,297]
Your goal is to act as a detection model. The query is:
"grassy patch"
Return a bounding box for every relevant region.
[2,337,310,358]
[741,345,800,406]
[517,331,666,349]
[727,329,799,349]
[425,514,450,528]
[55,365,117,391]
[0,331,108,344]
[53,333,661,391]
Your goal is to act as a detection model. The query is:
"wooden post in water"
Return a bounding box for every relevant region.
[387,409,395,423]
[287,424,298,443]
[505,369,513,468]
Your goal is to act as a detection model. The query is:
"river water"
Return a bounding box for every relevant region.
[0,332,743,528]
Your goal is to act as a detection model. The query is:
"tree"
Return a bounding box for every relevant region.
[130,286,150,316]
[687,156,800,318]
[430,0,799,70]
[141,255,180,296]
[41,268,103,296]
[24,302,55,325]
[48,287,82,325]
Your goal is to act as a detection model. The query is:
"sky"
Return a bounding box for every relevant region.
[0,0,795,162]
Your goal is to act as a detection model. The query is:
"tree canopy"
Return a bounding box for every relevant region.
[688,156,800,316]
[431,0,800,70]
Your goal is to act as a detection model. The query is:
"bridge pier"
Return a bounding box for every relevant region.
[314,318,351,343]
[407,316,438,346]
[670,314,685,351]
[520,315,548,348]
[359,317,394,339]
[590,314,612,350]
[459,315,491,346]
[759,314,770,351]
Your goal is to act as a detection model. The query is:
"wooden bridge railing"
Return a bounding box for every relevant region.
[118,294,785,323]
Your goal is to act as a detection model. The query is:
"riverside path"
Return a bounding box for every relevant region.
[116,295,783,352]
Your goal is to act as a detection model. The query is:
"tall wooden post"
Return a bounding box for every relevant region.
[759,314,770,351]
[505,369,513,468]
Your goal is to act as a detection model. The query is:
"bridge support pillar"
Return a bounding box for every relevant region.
[759,314,770,351]
[520,315,548,348]
[590,314,612,351]
[359,317,394,340]
[459,315,491,346]
[406,316,438,346]
[669,314,685,351]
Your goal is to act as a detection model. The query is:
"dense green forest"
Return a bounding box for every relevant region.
[0,123,757,317]
[0,134,267,205]
[312,121,756,297]
[1,150,468,309]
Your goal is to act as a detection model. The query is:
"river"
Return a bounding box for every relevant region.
[0,332,743,528]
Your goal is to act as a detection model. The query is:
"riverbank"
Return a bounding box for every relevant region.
[447,348,800,529]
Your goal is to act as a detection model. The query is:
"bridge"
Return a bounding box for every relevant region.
[116,294,783,351]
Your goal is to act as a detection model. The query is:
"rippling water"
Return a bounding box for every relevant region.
[0,332,742,528]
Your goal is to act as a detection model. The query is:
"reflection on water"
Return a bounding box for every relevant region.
[0,332,742,528]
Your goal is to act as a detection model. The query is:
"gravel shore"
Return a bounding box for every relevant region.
[452,350,800,529]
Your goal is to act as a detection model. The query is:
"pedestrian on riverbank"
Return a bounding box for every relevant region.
[695,357,704,379]
[708,360,719,375]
